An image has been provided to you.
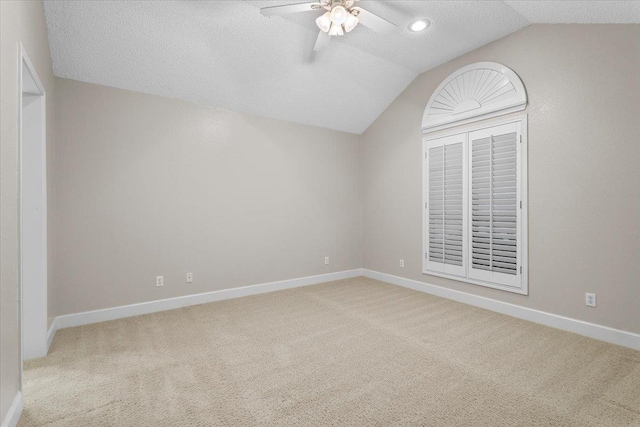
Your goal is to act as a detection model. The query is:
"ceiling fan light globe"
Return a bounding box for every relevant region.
[316,11,331,32]
[344,13,358,32]
[330,5,348,25]
[328,22,344,36]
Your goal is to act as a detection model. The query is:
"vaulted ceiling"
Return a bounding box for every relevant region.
[44,1,640,134]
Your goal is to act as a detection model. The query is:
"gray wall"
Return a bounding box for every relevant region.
[0,0,56,421]
[51,25,640,334]
[362,24,640,334]
[52,78,362,316]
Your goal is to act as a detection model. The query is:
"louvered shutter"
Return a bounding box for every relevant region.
[468,122,521,289]
[424,133,466,277]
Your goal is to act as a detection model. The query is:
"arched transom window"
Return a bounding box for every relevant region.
[422,62,527,133]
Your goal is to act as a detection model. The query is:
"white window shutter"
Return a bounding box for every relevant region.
[424,133,466,277]
[468,122,521,289]
[423,119,527,294]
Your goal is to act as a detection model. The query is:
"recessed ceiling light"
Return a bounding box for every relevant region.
[408,19,429,32]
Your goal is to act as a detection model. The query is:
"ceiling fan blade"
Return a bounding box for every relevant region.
[352,7,397,35]
[260,2,321,17]
[313,30,331,51]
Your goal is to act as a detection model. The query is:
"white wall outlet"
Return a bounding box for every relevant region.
[586,293,596,307]
[156,276,164,287]
[186,272,193,283]
[399,259,405,268]
[324,257,329,265]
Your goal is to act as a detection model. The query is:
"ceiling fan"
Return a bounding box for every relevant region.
[260,0,398,52]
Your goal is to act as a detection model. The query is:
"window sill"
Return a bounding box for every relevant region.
[422,269,528,295]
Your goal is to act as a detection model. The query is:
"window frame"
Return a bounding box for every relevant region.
[422,116,528,295]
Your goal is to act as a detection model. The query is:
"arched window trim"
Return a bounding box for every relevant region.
[422,62,527,133]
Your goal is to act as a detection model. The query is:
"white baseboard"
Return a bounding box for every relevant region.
[1,392,22,427]
[46,318,57,351]
[53,269,363,331]
[363,269,640,351]
[44,268,640,352]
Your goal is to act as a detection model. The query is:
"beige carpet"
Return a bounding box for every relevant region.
[21,277,640,426]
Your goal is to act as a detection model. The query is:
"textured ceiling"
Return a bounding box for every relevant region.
[44,1,640,134]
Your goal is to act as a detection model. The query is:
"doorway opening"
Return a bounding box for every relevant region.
[19,45,48,371]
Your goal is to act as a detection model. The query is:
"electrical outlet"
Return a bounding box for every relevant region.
[186,272,193,283]
[586,293,596,307]
[156,276,164,287]
[399,259,405,268]
[324,257,329,265]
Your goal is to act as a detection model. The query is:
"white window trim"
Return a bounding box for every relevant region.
[422,115,528,295]
[422,62,527,133]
